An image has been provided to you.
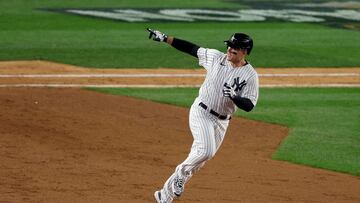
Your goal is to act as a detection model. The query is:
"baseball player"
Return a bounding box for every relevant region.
[147,28,259,203]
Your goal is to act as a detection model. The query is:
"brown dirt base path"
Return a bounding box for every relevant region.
[1,88,359,202]
[0,61,360,202]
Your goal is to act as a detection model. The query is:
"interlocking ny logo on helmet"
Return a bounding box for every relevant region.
[224,33,253,55]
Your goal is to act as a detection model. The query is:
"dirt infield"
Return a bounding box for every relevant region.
[0,61,360,202]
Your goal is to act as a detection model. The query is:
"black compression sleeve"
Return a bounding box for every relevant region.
[171,38,200,58]
[231,96,254,112]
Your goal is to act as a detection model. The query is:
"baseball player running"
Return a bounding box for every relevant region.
[147,28,259,203]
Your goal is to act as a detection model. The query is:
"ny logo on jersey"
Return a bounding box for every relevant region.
[231,77,247,92]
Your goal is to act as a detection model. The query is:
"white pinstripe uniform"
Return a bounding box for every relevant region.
[160,47,259,202]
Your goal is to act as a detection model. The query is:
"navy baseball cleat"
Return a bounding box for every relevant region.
[154,190,166,203]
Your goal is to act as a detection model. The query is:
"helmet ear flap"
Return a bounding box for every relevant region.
[246,40,253,55]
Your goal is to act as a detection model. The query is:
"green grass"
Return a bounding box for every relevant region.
[89,87,360,176]
[0,1,359,68]
[240,88,360,175]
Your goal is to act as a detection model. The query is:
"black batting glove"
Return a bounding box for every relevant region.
[147,28,168,42]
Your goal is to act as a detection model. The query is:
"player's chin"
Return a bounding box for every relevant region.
[226,54,232,61]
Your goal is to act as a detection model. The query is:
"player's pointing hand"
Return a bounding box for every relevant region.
[147,28,168,42]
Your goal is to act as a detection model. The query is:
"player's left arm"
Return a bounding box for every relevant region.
[232,95,254,112]
[147,28,199,58]
[223,84,254,112]
[223,74,259,112]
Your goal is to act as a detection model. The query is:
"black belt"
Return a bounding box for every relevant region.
[199,102,230,120]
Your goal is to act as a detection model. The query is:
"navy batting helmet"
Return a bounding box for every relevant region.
[224,33,253,55]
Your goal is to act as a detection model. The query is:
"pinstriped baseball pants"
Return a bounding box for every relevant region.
[161,99,230,201]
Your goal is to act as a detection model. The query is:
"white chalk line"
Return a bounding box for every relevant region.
[1,72,358,88]
[0,84,359,88]
[0,73,203,78]
[0,73,359,78]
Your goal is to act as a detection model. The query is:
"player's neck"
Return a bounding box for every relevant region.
[230,58,246,68]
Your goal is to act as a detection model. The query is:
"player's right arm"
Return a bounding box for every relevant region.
[147,28,199,58]
[166,37,200,58]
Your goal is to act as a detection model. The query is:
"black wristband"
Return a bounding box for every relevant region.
[231,96,254,112]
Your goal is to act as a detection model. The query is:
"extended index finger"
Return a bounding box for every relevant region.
[146,28,156,39]
[147,28,155,34]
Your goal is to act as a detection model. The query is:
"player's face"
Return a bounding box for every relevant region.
[226,47,246,63]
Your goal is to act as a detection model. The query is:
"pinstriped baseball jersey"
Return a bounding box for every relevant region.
[197,47,259,116]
